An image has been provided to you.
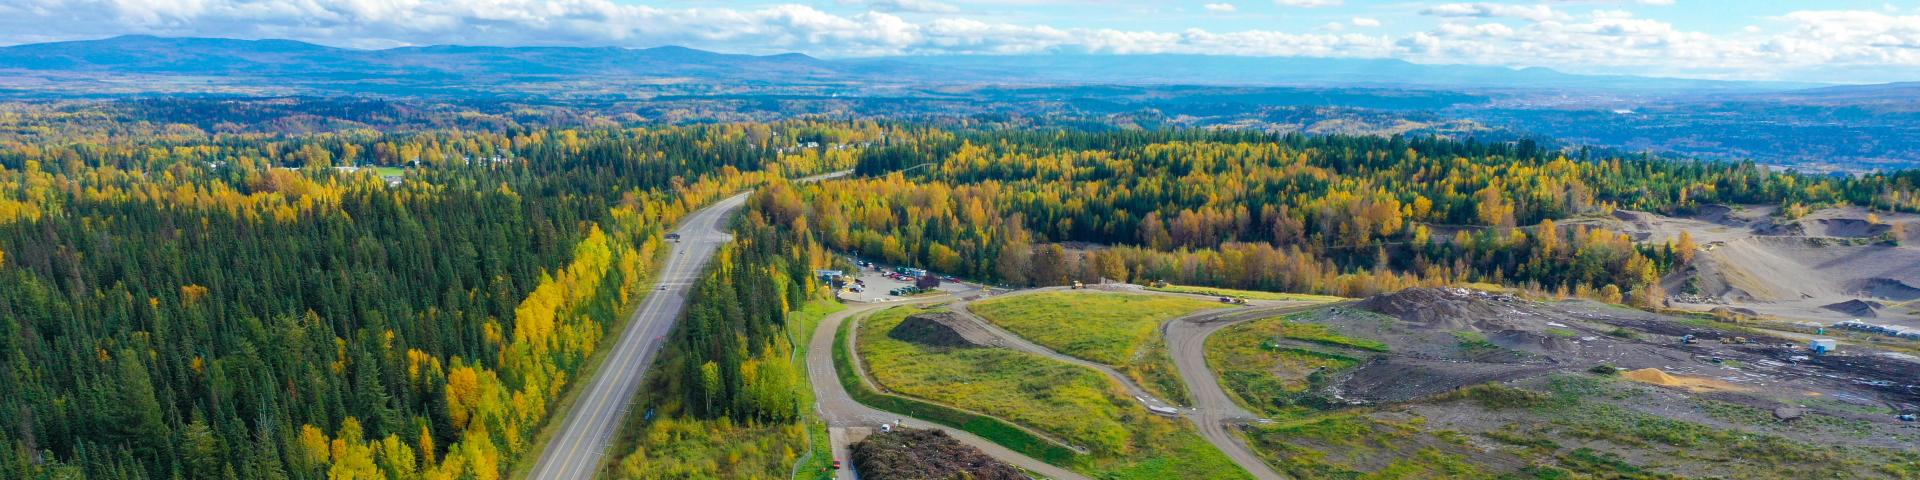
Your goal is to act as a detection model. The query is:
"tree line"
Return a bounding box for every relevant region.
[0,119,869,479]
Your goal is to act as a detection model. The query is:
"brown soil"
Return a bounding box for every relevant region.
[1821,299,1884,318]
[1620,367,1752,393]
[851,428,1027,480]
[887,312,996,348]
[1353,287,1526,331]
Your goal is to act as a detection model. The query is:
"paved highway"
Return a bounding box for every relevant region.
[524,192,748,480]
[526,171,849,479]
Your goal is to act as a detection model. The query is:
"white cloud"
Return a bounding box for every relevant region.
[1203,3,1237,13]
[1274,0,1343,7]
[838,0,960,14]
[1543,0,1673,4]
[1421,3,1566,22]
[0,1,1917,81]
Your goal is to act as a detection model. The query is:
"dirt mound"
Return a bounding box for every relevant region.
[851,428,1026,480]
[1822,299,1884,318]
[888,312,994,348]
[1850,278,1920,301]
[1333,357,1555,404]
[1355,288,1524,331]
[1803,218,1889,238]
[1621,368,1750,393]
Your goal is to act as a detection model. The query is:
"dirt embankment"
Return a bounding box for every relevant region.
[1293,287,1920,412]
[887,312,998,348]
[851,428,1027,480]
[1606,205,1920,326]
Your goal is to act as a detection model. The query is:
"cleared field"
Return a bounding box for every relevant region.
[969,291,1225,366]
[969,291,1227,404]
[1146,284,1347,302]
[1207,314,1368,418]
[858,307,1251,480]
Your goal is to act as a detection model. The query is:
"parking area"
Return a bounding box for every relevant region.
[833,258,984,303]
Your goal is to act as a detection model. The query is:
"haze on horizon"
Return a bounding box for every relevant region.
[2,0,1918,84]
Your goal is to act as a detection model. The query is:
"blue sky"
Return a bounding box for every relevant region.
[3,1,1917,82]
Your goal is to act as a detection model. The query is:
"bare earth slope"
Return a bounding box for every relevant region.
[1595,205,1920,326]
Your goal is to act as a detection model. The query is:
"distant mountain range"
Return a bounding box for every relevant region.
[6,36,1917,170]
[0,35,1833,97]
[0,35,859,82]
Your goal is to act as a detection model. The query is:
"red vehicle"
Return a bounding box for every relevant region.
[831,460,842,470]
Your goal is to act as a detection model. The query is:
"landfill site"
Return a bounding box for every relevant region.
[1252,286,1920,478]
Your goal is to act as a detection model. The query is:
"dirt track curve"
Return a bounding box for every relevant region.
[1162,302,1330,480]
[806,299,1090,480]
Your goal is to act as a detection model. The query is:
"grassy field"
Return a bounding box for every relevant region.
[1146,284,1347,302]
[833,308,1083,466]
[1207,314,1366,418]
[970,291,1226,366]
[969,291,1226,404]
[858,307,1252,480]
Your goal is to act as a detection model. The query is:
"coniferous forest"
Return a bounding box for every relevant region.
[2,101,1918,479]
[0,110,868,479]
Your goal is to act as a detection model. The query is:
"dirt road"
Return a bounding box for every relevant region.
[1162,304,1326,480]
[957,286,1313,480]
[806,300,1090,480]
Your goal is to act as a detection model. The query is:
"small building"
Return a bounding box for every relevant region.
[816,269,846,287]
[1810,338,1838,355]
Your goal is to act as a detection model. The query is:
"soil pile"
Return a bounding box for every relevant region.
[1803,218,1889,238]
[888,312,992,348]
[1355,287,1524,330]
[851,428,1026,480]
[1621,368,1750,393]
[1822,299,1883,318]
[1851,278,1920,302]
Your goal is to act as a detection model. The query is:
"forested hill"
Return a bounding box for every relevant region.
[829,130,1919,301]
[0,35,1813,96]
[1,109,1916,479]
[0,120,871,479]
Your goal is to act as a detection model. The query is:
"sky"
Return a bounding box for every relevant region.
[1,0,1917,82]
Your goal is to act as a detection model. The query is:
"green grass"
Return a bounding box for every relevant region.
[1239,414,1500,480]
[860,307,1132,453]
[971,291,1226,366]
[969,291,1227,404]
[856,306,1252,480]
[1207,316,1363,417]
[1270,320,1390,352]
[1453,331,1498,352]
[1146,284,1347,302]
[832,308,1083,466]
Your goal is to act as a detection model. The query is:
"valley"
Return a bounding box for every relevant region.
[4,16,1920,479]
